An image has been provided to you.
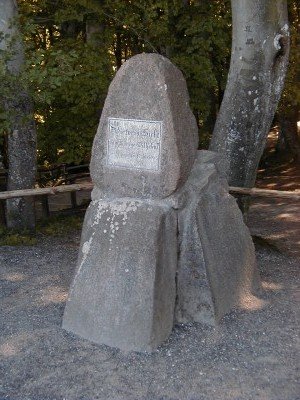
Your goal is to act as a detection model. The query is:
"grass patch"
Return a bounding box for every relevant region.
[0,214,84,246]
[0,226,37,246]
[37,214,84,236]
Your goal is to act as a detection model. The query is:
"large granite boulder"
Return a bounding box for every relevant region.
[90,53,199,200]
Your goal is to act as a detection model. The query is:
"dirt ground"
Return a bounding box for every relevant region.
[0,202,299,400]
[1,136,299,400]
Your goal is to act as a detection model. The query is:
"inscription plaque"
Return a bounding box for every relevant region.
[106,118,162,172]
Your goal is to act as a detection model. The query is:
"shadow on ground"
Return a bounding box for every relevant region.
[248,198,300,258]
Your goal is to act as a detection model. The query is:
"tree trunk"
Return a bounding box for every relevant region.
[209,0,290,188]
[114,29,123,70]
[0,0,36,230]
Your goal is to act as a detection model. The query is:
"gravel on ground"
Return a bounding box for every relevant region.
[0,199,299,400]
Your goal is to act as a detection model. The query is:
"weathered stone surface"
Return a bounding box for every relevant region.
[90,53,198,200]
[63,198,177,352]
[63,53,195,352]
[63,51,260,352]
[175,151,261,324]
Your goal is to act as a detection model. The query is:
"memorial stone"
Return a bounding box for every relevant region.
[90,53,198,199]
[62,53,199,352]
[63,53,260,353]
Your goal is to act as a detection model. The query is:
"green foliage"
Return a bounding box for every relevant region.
[279,0,300,114]
[16,0,115,164]
[1,0,298,166]
[168,1,231,138]
[28,43,112,164]
[0,0,232,164]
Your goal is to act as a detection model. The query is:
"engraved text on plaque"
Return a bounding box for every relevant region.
[106,118,162,172]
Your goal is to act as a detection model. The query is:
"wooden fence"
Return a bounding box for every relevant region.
[0,183,299,200]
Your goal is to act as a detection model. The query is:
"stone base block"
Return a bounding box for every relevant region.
[175,151,261,324]
[63,151,260,352]
[62,199,177,352]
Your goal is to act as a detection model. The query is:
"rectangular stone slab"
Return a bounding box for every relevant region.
[63,199,177,352]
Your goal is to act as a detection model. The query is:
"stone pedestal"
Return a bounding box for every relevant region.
[63,152,260,351]
[62,198,177,352]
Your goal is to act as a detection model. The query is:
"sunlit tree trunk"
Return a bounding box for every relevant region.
[210,0,290,188]
[0,0,36,230]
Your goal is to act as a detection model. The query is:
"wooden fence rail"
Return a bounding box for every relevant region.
[229,186,300,200]
[0,183,93,200]
[0,183,299,200]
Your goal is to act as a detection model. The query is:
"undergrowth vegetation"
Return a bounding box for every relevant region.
[0,214,84,246]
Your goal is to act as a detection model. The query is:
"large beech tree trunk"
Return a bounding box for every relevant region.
[210,0,290,188]
[0,0,36,230]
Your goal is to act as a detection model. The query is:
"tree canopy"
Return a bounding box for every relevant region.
[0,0,298,166]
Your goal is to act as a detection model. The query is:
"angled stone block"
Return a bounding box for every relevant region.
[63,198,177,352]
[176,152,261,324]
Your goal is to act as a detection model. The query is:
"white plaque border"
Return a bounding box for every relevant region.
[106,117,163,173]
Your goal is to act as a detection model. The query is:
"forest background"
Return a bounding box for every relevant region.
[0,0,299,168]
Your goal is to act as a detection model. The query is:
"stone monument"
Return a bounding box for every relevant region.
[63,53,260,352]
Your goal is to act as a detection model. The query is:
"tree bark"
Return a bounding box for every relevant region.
[114,29,123,70]
[0,0,37,230]
[209,0,290,188]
